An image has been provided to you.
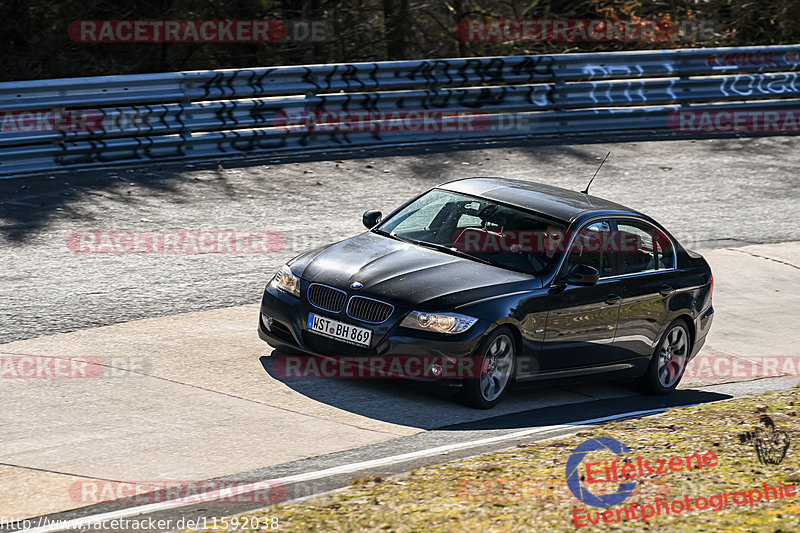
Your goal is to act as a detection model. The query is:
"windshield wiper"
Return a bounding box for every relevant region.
[410,239,495,266]
[375,229,494,266]
[376,230,532,272]
[373,228,414,244]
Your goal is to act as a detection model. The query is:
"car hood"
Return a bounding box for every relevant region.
[288,231,540,309]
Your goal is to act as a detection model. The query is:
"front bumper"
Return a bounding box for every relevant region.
[258,281,493,374]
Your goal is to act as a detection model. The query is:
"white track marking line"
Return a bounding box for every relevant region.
[20,406,676,533]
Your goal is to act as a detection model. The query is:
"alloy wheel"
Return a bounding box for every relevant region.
[480,334,514,402]
[657,325,688,388]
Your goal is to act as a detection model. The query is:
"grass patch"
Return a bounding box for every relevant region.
[184,387,800,532]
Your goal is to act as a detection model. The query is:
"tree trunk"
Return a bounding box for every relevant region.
[383,0,411,60]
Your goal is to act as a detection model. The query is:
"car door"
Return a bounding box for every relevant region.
[612,218,678,361]
[540,219,625,372]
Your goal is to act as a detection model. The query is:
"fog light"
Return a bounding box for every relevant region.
[430,363,442,377]
[262,314,273,330]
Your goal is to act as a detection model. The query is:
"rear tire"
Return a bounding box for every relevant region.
[457,327,516,409]
[639,319,691,394]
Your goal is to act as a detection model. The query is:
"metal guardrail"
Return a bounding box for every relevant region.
[1,45,800,176]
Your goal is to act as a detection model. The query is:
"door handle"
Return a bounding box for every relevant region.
[605,294,621,305]
[659,285,675,296]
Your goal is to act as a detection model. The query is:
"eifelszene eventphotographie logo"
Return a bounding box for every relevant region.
[565,437,638,508]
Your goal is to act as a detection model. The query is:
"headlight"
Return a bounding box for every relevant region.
[400,311,478,334]
[270,265,300,297]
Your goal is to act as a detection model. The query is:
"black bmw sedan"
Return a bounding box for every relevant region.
[259,178,714,408]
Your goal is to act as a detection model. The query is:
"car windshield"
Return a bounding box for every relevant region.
[376,188,567,274]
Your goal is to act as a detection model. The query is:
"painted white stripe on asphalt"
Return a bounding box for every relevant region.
[20,406,675,533]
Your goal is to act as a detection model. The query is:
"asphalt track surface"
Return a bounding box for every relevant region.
[2,134,800,344]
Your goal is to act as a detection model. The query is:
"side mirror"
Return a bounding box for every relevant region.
[563,264,600,286]
[362,210,382,229]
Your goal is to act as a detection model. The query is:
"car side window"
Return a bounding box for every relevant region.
[616,220,675,274]
[564,220,614,277]
[656,233,675,269]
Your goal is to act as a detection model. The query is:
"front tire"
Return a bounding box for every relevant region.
[457,327,516,409]
[639,319,691,394]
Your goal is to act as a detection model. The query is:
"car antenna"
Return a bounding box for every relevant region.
[581,151,610,194]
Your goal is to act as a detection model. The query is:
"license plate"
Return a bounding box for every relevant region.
[306,313,372,347]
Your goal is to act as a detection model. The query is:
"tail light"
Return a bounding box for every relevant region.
[709,270,714,297]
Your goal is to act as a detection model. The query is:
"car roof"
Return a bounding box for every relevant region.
[437,177,640,223]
